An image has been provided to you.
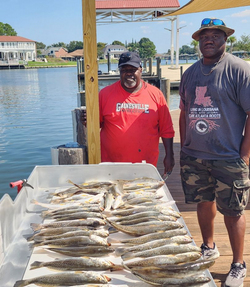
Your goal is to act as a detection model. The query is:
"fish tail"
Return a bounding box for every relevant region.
[30,261,42,270]
[103,275,111,282]
[32,241,42,247]
[121,252,134,261]
[30,223,42,231]
[14,280,27,287]
[30,199,38,205]
[110,264,123,271]
[41,210,50,218]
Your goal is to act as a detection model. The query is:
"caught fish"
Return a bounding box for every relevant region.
[121,229,188,245]
[68,179,113,190]
[107,218,183,236]
[120,177,164,190]
[48,246,114,257]
[30,229,109,242]
[14,271,111,287]
[111,205,181,218]
[30,257,118,271]
[122,243,201,260]
[32,234,110,247]
[30,218,106,231]
[104,190,114,211]
[115,236,193,256]
[132,271,211,286]
[27,227,94,241]
[41,205,103,218]
[123,252,202,269]
[122,191,163,201]
[52,211,104,221]
[131,259,215,278]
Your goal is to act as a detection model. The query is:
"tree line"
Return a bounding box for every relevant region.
[2,22,250,58]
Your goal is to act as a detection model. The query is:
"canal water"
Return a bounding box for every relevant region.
[0,64,180,200]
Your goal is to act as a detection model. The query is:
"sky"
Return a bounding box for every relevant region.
[1,0,250,53]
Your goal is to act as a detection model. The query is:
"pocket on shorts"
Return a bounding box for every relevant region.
[229,179,250,210]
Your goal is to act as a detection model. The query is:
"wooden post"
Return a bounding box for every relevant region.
[180,65,183,79]
[107,52,111,73]
[82,0,101,164]
[160,78,170,105]
[156,57,161,79]
[148,58,153,75]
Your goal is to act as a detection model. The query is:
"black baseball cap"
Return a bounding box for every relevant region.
[118,52,142,68]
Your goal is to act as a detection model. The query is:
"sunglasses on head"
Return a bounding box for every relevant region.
[201,18,225,27]
[119,53,132,64]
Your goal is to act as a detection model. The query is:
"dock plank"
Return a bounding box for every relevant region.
[157,109,250,287]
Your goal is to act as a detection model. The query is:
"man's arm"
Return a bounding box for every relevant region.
[179,110,186,148]
[240,111,250,166]
[161,137,175,175]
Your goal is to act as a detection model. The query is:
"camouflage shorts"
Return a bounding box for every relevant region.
[180,151,250,217]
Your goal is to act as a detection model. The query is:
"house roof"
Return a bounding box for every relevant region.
[96,0,180,9]
[0,36,35,42]
[68,49,84,57]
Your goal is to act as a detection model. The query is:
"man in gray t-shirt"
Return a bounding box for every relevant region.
[179,18,250,287]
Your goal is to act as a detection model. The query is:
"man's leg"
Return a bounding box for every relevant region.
[224,214,246,264]
[197,201,217,248]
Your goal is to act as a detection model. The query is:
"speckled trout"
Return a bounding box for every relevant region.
[132,271,211,286]
[123,252,202,269]
[107,219,183,236]
[30,257,117,271]
[115,235,193,256]
[14,271,111,287]
[30,218,106,231]
[121,229,188,245]
[122,243,201,260]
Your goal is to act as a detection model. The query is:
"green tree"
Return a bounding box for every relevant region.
[234,35,250,51]
[51,42,67,48]
[112,40,124,46]
[179,45,195,55]
[127,39,139,52]
[138,37,156,59]
[191,39,201,59]
[36,42,46,50]
[0,22,17,36]
[97,42,107,59]
[66,41,83,53]
[227,36,236,53]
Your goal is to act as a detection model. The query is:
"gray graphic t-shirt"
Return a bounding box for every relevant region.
[179,53,250,160]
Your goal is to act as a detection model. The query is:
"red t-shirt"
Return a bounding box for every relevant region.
[99,80,175,166]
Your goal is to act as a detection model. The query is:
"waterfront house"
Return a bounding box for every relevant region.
[67,49,84,61]
[42,47,69,58]
[0,36,36,65]
[102,45,128,59]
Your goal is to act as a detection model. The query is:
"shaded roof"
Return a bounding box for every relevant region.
[0,36,35,42]
[96,0,180,9]
[68,49,84,57]
[167,0,250,15]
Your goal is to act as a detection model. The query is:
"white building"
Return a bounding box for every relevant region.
[102,45,128,59]
[0,36,36,65]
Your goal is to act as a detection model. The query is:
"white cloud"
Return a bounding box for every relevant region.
[241,19,248,23]
[231,10,250,17]
[182,32,190,36]
[180,20,186,25]
[140,26,151,34]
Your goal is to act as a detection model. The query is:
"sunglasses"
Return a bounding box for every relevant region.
[201,18,225,27]
[119,53,132,64]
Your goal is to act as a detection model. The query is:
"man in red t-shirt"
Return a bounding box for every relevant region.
[99,52,175,175]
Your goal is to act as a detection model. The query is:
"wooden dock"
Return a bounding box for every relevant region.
[157,109,250,287]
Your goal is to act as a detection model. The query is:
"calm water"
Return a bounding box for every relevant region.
[0,64,180,200]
